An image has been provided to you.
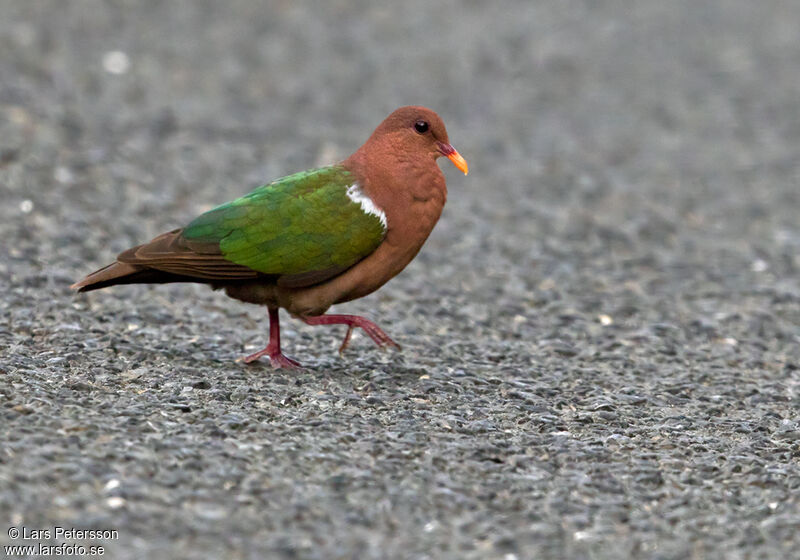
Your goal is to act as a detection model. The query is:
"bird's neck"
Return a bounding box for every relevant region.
[343,140,448,211]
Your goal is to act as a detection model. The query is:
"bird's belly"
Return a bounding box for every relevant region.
[221,282,280,306]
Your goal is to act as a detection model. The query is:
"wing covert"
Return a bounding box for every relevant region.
[181,165,386,281]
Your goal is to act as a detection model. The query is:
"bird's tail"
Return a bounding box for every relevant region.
[71,262,161,292]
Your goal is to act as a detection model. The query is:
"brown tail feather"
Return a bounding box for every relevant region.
[70,261,204,292]
[71,262,140,292]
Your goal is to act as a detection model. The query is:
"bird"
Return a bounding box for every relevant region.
[71,106,468,368]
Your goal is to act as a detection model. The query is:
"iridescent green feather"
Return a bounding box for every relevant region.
[183,166,386,275]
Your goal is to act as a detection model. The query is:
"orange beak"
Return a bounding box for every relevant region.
[437,142,469,175]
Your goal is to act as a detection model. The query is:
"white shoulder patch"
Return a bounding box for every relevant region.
[346,184,388,231]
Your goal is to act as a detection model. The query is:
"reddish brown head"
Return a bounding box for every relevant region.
[358,106,468,175]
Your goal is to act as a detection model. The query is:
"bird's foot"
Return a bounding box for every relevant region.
[241,347,302,369]
[301,314,401,354]
[239,307,303,369]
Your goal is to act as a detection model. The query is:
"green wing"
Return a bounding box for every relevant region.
[182,165,386,279]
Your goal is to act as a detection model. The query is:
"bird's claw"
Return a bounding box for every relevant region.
[336,319,400,354]
[337,326,355,354]
[301,313,400,355]
[241,347,303,369]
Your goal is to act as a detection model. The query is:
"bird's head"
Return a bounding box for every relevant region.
[365,106,468,175]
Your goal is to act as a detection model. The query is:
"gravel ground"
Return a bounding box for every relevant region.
[1,1,799,559]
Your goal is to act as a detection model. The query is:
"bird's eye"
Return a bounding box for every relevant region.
[414,120,430,134]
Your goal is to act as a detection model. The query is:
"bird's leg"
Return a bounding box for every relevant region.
[242,307,302,369]
[300,314,400,354]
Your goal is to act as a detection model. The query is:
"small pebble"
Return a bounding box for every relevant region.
[102,50,130,74]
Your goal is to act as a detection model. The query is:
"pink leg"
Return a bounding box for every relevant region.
[300,314,400,354]
[242,307,302,369]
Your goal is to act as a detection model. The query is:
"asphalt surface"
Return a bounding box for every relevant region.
[1,1,799,559]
